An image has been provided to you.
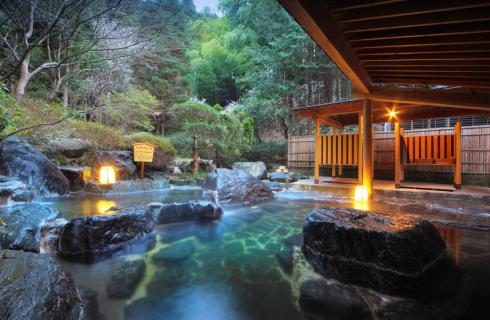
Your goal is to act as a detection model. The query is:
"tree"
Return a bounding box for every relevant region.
[169,101,223,175]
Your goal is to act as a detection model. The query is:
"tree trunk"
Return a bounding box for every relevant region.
[192,132,200,177]
[15,52,31,105]
[63,85,69,109]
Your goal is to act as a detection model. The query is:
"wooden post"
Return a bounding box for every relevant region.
[362,100,373,200]
[400,128,405,181]
[454,121,462,189]
[141,162,145,180]
[332,127,337,177]
[314,117,321,184]
[338,128,343,176]
[394,122,401,188]
[358,112,363,184]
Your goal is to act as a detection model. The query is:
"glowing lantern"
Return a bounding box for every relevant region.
[99,166,116,184]
[354,186,368,202]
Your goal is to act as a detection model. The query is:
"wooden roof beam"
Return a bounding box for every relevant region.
[353,87,490,111]
[343,8,490,34]
[278,0,372,94]
[348,21,490,42]
[319,116,343,129]
[335,1,490,24]
[372,78,490,89]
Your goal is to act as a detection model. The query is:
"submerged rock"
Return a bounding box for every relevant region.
[0,249,83,320]
[204,168,274,205]
[153,239,196,263]
[232,161,268,179]
[147,200,223,224]
[302,207,447,297]
[78,286,102,320]
[56,209,154,262]
[299,279,372,320]
[0,204,59,252]
[106,259,146,299]
[0,136,69,195]
[276,246,294,274]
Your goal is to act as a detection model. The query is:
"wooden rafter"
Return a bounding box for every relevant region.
[353,87,490,111]
[335,1,490,24]
[319,116,343,129]
[278,0,372,94]
[342,8,490,34]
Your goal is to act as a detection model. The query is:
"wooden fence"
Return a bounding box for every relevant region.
[288,125,490,175]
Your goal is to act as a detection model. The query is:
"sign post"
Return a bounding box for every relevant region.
[133,142,156,180]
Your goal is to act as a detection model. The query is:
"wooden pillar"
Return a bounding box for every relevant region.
[332,127,337,177]
[358,112,363,184]
[338,128,343,176]
[394,122,401,188]
[400,128,405,181]
[362,100,373,200]
[454,121,462,189]
[314,117,321,184]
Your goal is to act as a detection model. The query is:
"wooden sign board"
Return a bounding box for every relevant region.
[133,143,155,162]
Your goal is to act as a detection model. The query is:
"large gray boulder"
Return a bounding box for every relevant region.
[47,137,91,160]
[0,204,59,252]
[0,249,83,320]
[50,209,154,262]
[302,207,448,297]
[204,168,274,205]
[147,201,223,224]
[91,150,137,181]
[59,166,91,191]
[0,136,69,195]
[173,158,215,173]
[232,161,267,179]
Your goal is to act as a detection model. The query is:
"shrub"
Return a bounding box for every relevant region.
[71,120,127,150]
[128,133,176,168]
[242,141,287,165]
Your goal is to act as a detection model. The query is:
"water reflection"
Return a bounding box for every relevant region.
[436,224,462,265]
[80,199,117,216]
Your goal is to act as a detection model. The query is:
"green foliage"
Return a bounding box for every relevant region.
[168,101,253,166]
[242,142,288,165]
[70,120,127,150]
[180,170,208,180]
[102,89,158,132]
[0,84,22,138]
[128,132,176,168]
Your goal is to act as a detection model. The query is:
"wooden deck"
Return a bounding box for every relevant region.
[292,178,490,201]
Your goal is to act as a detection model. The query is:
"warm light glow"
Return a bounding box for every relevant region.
[354,186,370,211]
[388,109,397,119]
[354,186,368,202]
[99,166,116,184]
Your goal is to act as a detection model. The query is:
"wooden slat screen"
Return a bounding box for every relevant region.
[319,133,359,166]
[402,134,455,164]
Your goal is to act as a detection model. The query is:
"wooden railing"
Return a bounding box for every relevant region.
[288,124,490,176]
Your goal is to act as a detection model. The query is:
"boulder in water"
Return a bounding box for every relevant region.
[147,201,222,224]
[276,246,294,274]
[204,168,274,205]
[302,207,447,297]
[0,249,83,320]
[91,150,137,181]
[232,161,268,179]
[77,286,102,320]
[0,176,35,205]
[83,178,169,194]
[299,279,372,319]
[106,259,146,299]
[0,136,69,195]
[269,172,298,183]
[153,239,196,263]
[0,204,59,252]
[56,209,154,262]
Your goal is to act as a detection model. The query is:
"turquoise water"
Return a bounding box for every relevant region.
[47,188,490,320]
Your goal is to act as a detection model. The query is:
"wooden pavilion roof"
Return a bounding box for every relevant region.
[279,0,490,123]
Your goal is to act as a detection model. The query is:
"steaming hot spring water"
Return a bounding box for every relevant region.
[34,187,490,320]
